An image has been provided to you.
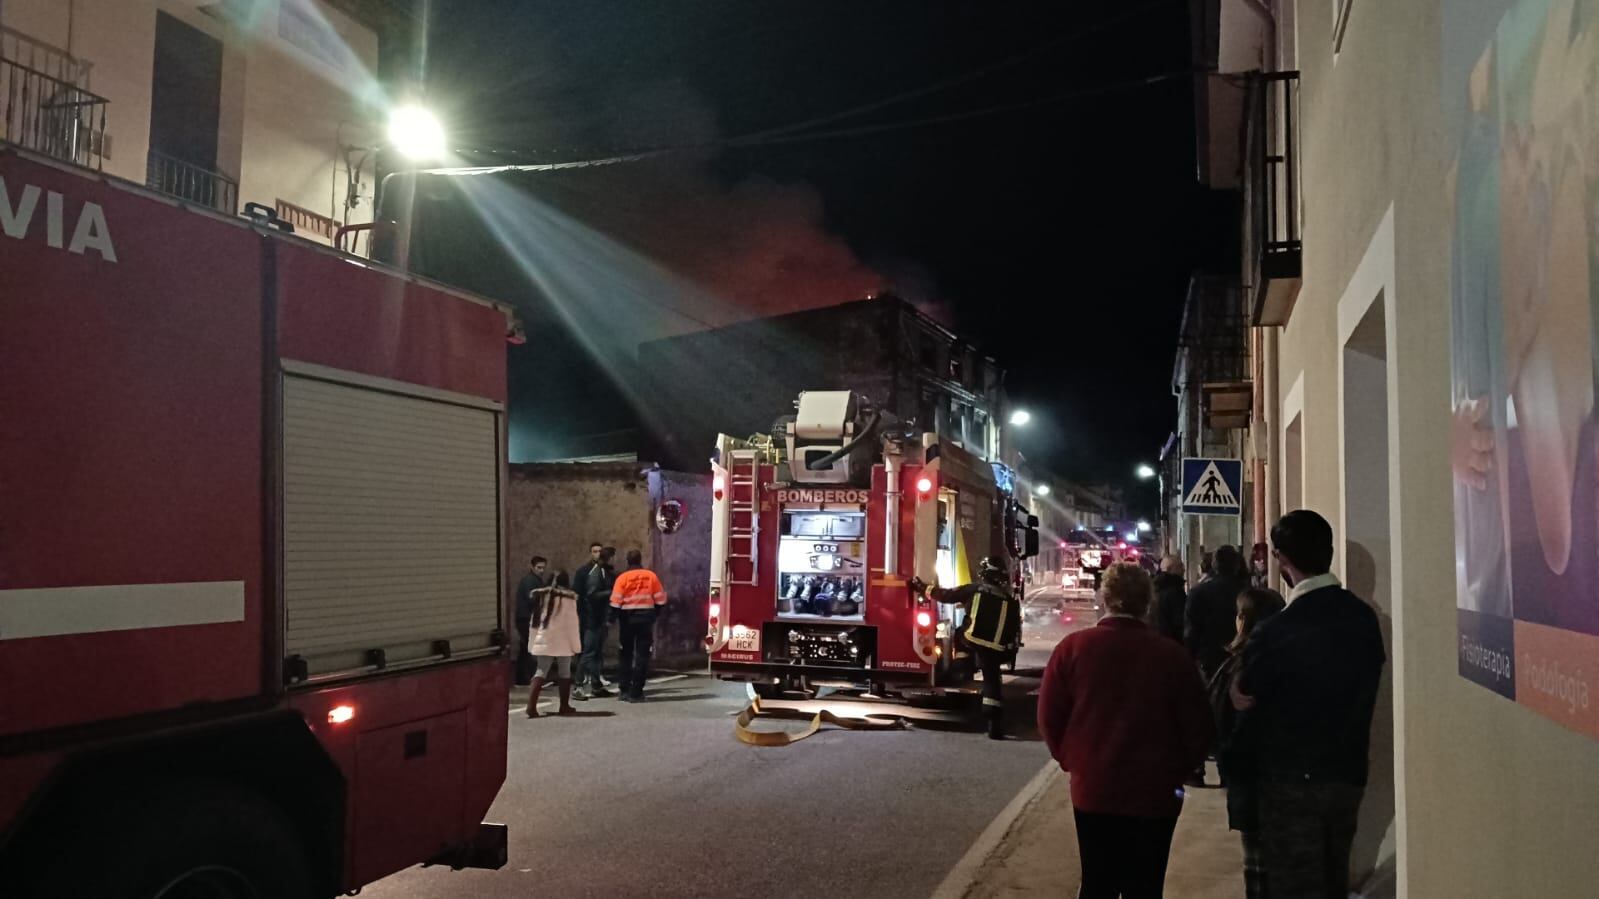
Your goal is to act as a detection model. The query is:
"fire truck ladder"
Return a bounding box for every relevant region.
[727,449,760,586]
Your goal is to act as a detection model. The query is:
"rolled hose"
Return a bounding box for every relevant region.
[804,411,882,471]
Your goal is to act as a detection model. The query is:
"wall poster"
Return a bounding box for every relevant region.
[1448,0,1599,739]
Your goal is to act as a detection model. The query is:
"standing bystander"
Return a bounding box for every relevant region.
[1210,586,1287,899]
[513,556,548,686]
[571,544,617,699]
[1232,510,1386,899]
[609,549,668,702]
[1184,545,1249,682]
[524,572,581,718]
[1152,556,1188,643]
[1037,563,1213,899]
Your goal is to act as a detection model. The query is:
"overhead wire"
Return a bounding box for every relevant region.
[736,0,1167,142]
[420,69,1194,176]
[421,2,1177,176]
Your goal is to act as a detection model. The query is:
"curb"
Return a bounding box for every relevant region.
[929,760,1062,899]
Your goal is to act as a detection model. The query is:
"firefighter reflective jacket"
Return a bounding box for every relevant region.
[610,567,668,611]
[936,581,1020,652]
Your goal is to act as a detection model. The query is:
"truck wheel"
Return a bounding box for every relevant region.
[25,780,317,899]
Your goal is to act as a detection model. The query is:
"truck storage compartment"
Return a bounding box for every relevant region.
[775,508,866,620]
[283,370,502,680]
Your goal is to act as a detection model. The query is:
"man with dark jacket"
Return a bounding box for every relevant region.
[1152,555,1188,643]
[1232,510,1386,899]
[513,556,548,686]
[571,544,617,699]
[1184,544,1249,681]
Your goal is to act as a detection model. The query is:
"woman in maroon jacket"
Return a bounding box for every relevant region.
[1038,562,1214,899]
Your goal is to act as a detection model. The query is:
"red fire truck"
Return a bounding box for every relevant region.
[704,391,1037,695]
[0,146,512,896]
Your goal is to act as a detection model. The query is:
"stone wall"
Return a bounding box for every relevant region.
[506,461,711,668]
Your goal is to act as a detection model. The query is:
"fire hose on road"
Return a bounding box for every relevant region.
[733,694,913,747]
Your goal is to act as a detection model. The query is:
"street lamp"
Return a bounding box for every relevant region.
[1009,409,1032,426]
[387,104,446,161]
[1135,463,1156,480]
[1137,519,1152,533]
[1035,484,1051,497]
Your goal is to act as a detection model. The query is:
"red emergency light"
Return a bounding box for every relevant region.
[915,610,933,629]
[915,477,933,495]
[713,475,725,502]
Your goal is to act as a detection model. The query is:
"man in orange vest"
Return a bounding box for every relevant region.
[609,549,668,702]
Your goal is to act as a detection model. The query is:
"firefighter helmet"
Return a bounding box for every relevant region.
[978,557,1008,584]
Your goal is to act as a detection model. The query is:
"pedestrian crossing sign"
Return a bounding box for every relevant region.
[1181,458,1243,516]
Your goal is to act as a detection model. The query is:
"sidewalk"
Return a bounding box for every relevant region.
[955,765,1243,898]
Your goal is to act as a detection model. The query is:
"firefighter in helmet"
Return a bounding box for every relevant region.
[911,557,1021,740]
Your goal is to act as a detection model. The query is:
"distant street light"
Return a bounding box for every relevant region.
[1137,520,1152,533]
[1135,463,1156,480]
[1125,531,1140,543]
[388,104,446,161]
[1009,409,1032,426]
[1035,484,1051,497]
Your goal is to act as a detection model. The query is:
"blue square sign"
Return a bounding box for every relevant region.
[1180,457,1243,516]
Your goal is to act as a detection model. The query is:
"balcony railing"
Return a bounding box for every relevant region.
[1,56,110,168]
[146,150,239,215]
[1173,274,1251,431]
[1243,71,1302,326]
[1,26,94,87]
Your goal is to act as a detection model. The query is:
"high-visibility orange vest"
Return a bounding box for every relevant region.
[610,568,667,610]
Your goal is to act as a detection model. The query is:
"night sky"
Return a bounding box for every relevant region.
[403,2,1227,498]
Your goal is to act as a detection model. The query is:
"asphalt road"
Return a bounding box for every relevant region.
[364,587,1099,899]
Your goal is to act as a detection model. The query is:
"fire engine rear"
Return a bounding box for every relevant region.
[705,391,1037,695]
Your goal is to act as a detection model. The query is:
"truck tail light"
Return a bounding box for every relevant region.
[713,475,725,502]
[706,588,724,652]
[328,705,355,725]
[915,610,932,629]
[915,477,933,495]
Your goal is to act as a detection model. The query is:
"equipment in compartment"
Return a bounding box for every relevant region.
[776,507,866,620]
[777,573,864,617]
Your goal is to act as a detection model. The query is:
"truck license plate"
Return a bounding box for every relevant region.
[729,626,760,652]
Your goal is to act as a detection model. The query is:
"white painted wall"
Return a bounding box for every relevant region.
[0,0,375,241]
[1271,3,1599,897]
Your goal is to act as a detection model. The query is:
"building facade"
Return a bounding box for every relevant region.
[1197,0,1599,895]
[636,296,1011,473]
[0,0,404,241]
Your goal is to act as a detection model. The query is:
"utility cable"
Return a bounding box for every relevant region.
[418,69,1193,176]
[738,0,1167,142]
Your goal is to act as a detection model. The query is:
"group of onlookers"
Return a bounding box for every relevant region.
[1038,509,1386,899]
[512,543,669,716]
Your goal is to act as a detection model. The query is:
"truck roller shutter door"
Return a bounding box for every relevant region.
[283,374,501,679]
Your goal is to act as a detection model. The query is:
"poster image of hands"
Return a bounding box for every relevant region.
[1446,0,1599,736]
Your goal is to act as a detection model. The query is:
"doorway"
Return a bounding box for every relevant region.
[148,12,224,205]
[1342,289,1397,896]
